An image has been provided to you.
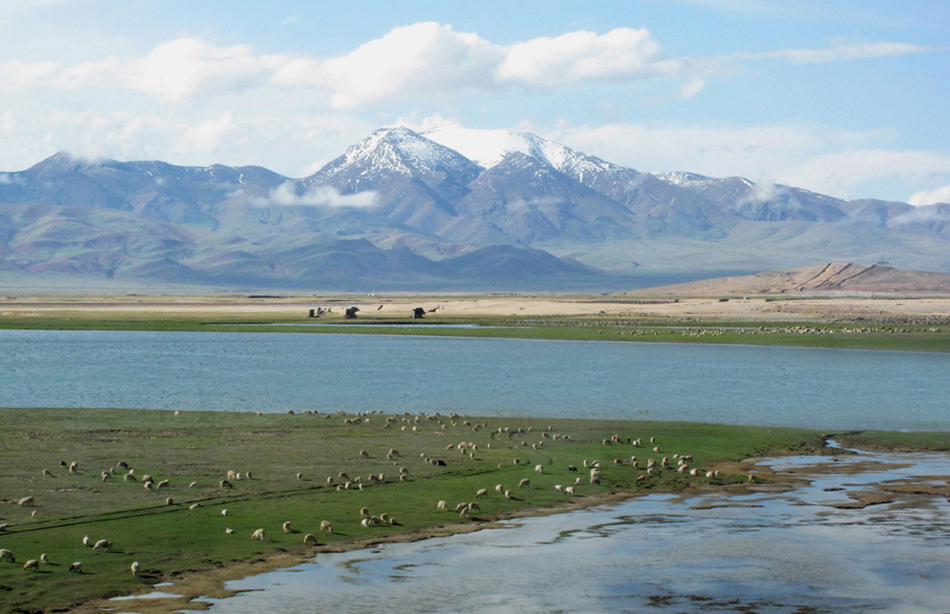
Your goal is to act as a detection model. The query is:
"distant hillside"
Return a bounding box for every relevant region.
[627,263,950,296]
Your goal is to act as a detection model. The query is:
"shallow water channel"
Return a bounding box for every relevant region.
[137,447,950,614]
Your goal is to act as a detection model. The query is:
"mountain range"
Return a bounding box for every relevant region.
[1,125,948,291]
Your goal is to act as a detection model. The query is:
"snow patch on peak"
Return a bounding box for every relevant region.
[423,125,579,171]
[336,125,476,177]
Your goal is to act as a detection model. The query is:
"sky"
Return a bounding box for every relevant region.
[0,0,948,204]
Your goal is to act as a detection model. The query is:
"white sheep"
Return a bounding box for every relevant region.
[225,528,234,534]
[157,480,170,489]
[17,496,34,507]
[166,497,174,505]
[23,559,39,572]
[69,562,82,573]
[437,500,448,511]
[252,528,265,540]
[475,488,488,498]
[0,549,14,562]
[220,480,233,489]
[554,484,563,493]
[40,553,50,564]
[82,535,91,546]
[303,533,318,545]
[131,561,140,575]
[519,478,530,488]
[504,490,513,499]
[92,539,113,551]
[534,464,543,473]
[495,484,504,493]
[320,520,332,532]
[42,469,53,477]
[564,486,575,495]
[189,503,200,510]
[282,521,292,533]
[221,509,228,516]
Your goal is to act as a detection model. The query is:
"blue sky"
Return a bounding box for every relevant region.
[1,0,947,204]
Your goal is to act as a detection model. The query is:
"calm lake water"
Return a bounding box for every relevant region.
[2,329,949,430]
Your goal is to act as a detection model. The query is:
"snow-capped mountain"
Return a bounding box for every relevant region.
[1,125,949,291]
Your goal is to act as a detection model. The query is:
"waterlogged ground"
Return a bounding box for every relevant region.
[162,448,950,614]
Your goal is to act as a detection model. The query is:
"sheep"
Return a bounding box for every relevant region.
[495,484,504,493]
[504,490,513,499]
[23,559,39,572]
[468,502,480,512]
[68,461,79,474]
[326,477,334,484]
[131,561,140,575]
[437,500,448,511]
[320,520,332,533]
[144,481,154,490]
[101,471,111,481]
[282,521,293,533]
[69,562,83,573]
[225,528,234,534]
[554,484,564,493]
[221,509,228,516]
[534,464,543,473]
[359,450,369,458]
[220,480,233,489]
[564,486,575,496]
[0,549,14,563]
[166,497,174,505]
[303,533,318,545]
[296,472,304,480]
[157,479,170,489]
[125,473,137,482]
[82,535,92,547]
[17,496,34,507]
[519,478,530,488]
[475,488,488,498]
[189,481,198,488]
[93,539,113,551]
[227,470,237,480]
[360,507,371,517]
[142,475,154,484]
[189,503,200,510]
[568,465,577,472]
[40,553,50,564]
[251,528,265,540]
[42,469,53,477]
[338,472,350,480]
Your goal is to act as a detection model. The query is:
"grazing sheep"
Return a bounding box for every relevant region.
[82,535,92,547]
[326,477,334,484]
[142,475,154,484]
[17,496,34,507]
[296,472,304,480]
[534,464,543,473]
[125,473,137,482]
[360,507,371,517]
[519,478,530,488]
[251,528,265,540]
[166,497,174,505]
[23,559,39,572]
[42,469,53,477]
[359,450,369,458]
[68,462,79,474]
[227,470,237,480]
[554,484,564,493]
[189,481,198,488]
[69,562,83,573]
[92,539,113,551]
[495,484,504,493]
[220,480,233,489]
[320,520,332,532]
[437,500,448,511]
[468,502,480,512]
[303,533,318,545]
[568,465,577,472]
[225,528,234,534]
[504,490,513,499]
[221,509,228,516]
[564,486,575,496]
[475,488,488,498]
[399,474,408,482]
[0,549,14,563]
[101,471,111,481]
[157,480,170,489]
[189,503,200,510]
[131,561,140,575]
[338,472,350,480]
[144,481,154,490]
[40,553,50,564]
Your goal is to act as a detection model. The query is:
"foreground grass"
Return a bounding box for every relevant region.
[1,407,919,612]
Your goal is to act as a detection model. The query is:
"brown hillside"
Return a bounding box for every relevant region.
[629,263,950,296]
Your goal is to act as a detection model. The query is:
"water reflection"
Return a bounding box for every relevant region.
[180,449,950,614]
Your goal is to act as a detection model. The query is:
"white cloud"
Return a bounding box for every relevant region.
[178,112,238,152]
[125,39,287,103]
[279,22,502,109]
[255,182,379,208]
[496,27,682,86]
[732,42,940,65]
[908,185,950,206]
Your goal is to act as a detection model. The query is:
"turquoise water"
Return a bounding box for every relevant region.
[2,329,948,430]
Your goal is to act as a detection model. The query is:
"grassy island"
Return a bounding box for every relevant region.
[0,408,947,613]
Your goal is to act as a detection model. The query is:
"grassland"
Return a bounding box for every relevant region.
[5,407,943,613]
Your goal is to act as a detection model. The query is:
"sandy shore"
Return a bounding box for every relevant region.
[3,293,950,322]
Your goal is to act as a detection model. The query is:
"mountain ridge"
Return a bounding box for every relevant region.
[1,125,949,291]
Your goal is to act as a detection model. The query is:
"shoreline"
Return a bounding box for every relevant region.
[70,447,947,614]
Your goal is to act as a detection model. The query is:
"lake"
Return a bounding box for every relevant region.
[2,329,949,430]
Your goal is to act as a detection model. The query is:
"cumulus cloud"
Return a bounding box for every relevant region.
[496,27,681,86]
[276,22,502,108]
[908,185,950,206]
[255,182,379,209]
